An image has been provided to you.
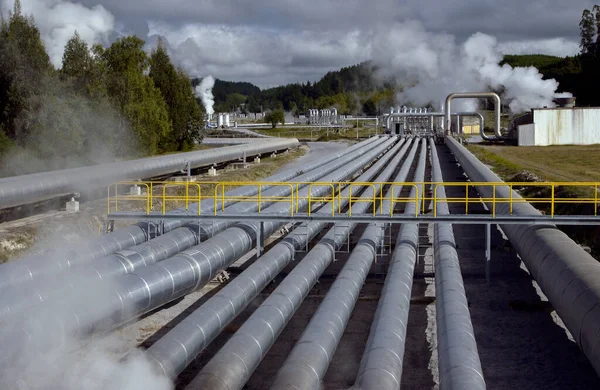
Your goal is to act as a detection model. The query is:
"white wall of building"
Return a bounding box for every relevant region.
[532,108,600,146]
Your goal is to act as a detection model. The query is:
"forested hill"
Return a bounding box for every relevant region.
[205,52,596,116]
[200,62,395,116]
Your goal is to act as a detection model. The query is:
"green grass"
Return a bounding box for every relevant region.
[467,144,600,182]
[467,143,600,257]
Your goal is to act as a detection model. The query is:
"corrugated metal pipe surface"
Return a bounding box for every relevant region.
[431,138,485,389]
[272,138,425,390]
[2,137,397,370]
[0,138,299,210]
[146,137,410,379]
[446,135,600,377]
[0,138,389,321]
[0,137,379,292]
[186,138,419,390]
[352,138,428,390]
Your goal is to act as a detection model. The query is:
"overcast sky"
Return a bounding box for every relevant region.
[3,0,595,88]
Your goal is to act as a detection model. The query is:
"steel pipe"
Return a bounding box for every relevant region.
[0,138,299,210]
[273,138,426,390]
[2,137,397,366]
[444,92,501,138]
[353,138,427,390]
[186,139,421,390]
[146,138,412,379]
[0,137,380,292]
[446,135,600,377]
[431,138,485,389]
[0,138,389,318]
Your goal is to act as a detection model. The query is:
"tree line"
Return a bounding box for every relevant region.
[201,62,397,117]
[0,1,204,176]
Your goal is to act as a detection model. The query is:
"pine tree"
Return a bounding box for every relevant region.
[102,36,171,154]
[61,31,93,89]
[0,0,51,140]
[580,9,596,55]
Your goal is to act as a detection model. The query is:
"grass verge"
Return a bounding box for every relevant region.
[467,143,600,257]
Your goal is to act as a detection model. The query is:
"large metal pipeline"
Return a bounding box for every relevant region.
[0,138,389,318]
[0,138,299,210]
[0,137,380,292]
[353,138,427,389]
[145,138,412,379]
[445,136,600,377]
[272,139,426,390]
[431,138,485,389]
[2,138,397,369]
[186,139,421,390]
[444,92,501,138]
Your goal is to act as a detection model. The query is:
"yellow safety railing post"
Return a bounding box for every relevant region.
[185,183,189,212]
[433,184,438,218]
[115,183,119,212]
[465,183,469,215]
[213,184,219,216]
[594,184,598,216]
[349,186,353,217]
[510,184,513,215]
[221,184,226,211]
[492,184,496,217]
[551,184,555,218]
[258,185,262,212]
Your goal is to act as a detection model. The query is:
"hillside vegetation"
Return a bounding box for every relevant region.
[0,1,205,177]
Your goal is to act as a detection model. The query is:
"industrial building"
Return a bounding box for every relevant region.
[508,97,600,146]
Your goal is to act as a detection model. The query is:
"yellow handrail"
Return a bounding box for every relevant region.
[106,180,600,219]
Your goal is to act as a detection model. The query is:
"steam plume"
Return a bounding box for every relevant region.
[372,23,571,113]
[195,75,215,117]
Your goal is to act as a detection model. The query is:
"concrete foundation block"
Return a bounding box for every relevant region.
[208,167,218,176]
[271,153,277,158]
[254,157,261,164]
[130,185,142,196]
[66,198,79,213]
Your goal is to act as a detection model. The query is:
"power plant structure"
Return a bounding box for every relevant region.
[307,108,342,125]
[206,113,235,129]
[2,92,600,389]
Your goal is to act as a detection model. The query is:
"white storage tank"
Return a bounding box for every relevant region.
[217,114,224,128]
[224,114,230,128]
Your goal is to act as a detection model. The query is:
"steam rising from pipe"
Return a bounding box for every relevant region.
[195,75,215,117]
[372,22,571,113]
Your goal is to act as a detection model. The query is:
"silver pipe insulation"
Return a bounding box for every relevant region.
[146,137,411,379]
[430,138,485,389]
[187,139,421,390]
[353,138,428,390]
[444,92,501,138]
[0,138,389,319]
[271,139,425,390]
[4,137,397,357]
[0,137,381,292]
[0,138,299,210]
[445,136,600,377]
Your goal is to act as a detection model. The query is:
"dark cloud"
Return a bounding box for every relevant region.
[5,0,594,87]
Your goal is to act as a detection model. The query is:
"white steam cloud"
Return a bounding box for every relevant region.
[1,0,116,68]
[371,22,570,113]
[195,75,215,116]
